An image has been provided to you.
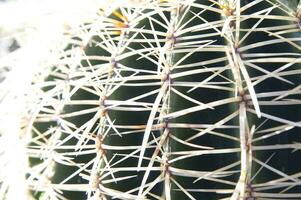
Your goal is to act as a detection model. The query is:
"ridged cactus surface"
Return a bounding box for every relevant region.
[1,0,301,199]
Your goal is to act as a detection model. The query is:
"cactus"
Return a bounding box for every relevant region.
[1,0,301,199]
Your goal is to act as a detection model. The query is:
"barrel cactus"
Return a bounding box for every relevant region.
[1,0,301,199]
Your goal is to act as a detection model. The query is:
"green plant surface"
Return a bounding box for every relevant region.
[1,0,301,200]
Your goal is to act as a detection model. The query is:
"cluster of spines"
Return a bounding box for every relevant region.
[1,0,301,200]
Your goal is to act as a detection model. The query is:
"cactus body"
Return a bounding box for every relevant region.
[1,0,301,199]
